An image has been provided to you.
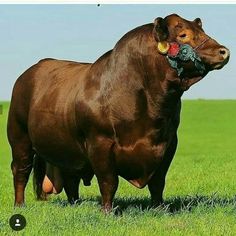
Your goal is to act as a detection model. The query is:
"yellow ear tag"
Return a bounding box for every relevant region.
[157,41,170,54]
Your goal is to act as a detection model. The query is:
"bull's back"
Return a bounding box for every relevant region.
[9,58,91,169]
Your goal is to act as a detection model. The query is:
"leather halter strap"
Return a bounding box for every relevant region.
[194,37,211,51]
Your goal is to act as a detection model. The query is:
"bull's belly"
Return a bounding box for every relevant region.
[34,143,87,170]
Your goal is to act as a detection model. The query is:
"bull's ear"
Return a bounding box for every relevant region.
[194,18,202,27]
[153,17,169,42]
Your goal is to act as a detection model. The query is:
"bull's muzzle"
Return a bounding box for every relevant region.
[213,46,230,69]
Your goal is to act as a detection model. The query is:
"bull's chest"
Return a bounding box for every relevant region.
[114,136,170,188]
[113,115,178,188]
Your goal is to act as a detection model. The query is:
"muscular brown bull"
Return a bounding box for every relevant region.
[7,14,229,212]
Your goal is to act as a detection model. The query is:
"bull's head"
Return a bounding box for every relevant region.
[153,14,229,81]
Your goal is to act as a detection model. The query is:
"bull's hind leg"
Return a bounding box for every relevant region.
[61,170,81,204]
[33,154,48,200]
[8,124,34,206]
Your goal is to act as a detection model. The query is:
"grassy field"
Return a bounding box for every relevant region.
[0,100,236,235]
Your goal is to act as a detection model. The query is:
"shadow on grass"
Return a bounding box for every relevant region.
[116,194,236,214]
[50,193,236,214]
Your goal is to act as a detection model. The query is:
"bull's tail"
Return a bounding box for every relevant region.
[33,154,47,200]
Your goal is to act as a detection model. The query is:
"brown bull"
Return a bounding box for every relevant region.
[7,14,229,212]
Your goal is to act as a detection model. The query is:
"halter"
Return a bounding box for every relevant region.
[165,38,210,78]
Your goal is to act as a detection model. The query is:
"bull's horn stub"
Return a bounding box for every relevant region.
[157,41,170,54]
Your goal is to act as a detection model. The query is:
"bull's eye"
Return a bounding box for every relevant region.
[179,33,187,38]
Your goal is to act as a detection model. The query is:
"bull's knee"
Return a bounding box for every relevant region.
[11,157,33,181]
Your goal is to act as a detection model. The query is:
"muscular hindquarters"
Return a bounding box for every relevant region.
[7,59,92,204]
[27,59,91,167]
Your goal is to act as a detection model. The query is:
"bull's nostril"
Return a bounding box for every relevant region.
[219,47,229,59]
[220,49,226,55]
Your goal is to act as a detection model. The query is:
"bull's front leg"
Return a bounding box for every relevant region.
[88,136,118,213]
[148,135,177,207]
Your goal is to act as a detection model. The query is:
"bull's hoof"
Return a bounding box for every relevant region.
[68,198,80,205]
[14,202,25,208]
[36,192,48,201]
[101,205,122,216]
[150,199,164,208]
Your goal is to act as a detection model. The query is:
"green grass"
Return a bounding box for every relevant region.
[0,100,236,235]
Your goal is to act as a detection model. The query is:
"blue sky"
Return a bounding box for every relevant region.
[0,4,235,100]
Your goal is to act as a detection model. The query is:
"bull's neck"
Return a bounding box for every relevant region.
[108,34,183,114]
[141,56,183,117]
